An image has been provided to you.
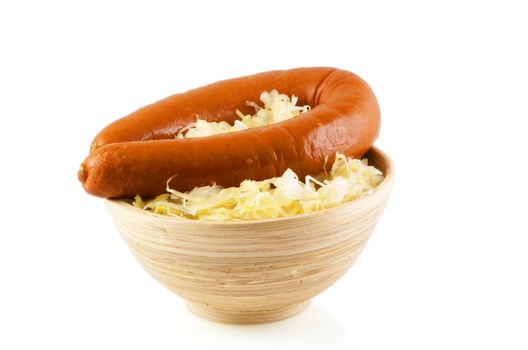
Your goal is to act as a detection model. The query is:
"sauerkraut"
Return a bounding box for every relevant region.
[176,90,310,138]
[134,153,383,221]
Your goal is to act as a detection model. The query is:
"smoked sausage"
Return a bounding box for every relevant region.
[79,67,380,198]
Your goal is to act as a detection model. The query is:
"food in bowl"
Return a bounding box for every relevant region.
[133,89,383,221]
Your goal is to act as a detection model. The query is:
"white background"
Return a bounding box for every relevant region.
[1,1,527,349]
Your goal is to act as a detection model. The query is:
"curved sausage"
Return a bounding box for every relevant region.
[79,67,380,198]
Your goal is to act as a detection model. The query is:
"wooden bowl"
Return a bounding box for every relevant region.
[105,147,394,324]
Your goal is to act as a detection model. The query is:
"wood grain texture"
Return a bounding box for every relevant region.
[105,147,394,324]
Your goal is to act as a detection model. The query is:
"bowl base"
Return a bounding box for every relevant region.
[184,300,310,324]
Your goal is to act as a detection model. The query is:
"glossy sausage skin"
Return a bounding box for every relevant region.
[79,67,380,198]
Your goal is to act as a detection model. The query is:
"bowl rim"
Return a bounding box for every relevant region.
[104,146,394,226]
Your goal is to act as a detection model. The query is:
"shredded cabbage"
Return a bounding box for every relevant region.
[176,90,310,138]
[134,154,383,222]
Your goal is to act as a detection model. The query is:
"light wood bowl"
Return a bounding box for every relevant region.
[105,147,394,324]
